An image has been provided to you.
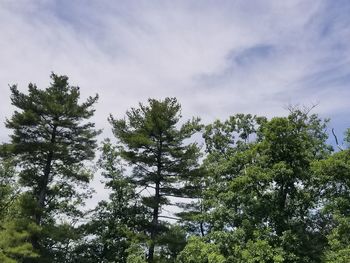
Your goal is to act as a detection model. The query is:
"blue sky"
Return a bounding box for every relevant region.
[0,0,349,202]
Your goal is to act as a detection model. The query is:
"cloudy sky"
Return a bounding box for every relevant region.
[1,0,349,204]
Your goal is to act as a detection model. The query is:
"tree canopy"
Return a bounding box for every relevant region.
[0,73,349,262]
[0,73,100,262]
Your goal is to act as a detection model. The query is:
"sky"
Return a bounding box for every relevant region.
[0,0,349,206]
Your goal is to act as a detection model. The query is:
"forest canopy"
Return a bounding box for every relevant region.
[0,74,349,263]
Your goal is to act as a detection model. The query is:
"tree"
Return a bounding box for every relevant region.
[345,129,350,146]
[201,110,332,262]
[0,73,100,262]
[176,236,225,263]
[201,114,265,232]
[0,159,17,220]
[109,98,201,262]
[324,215,350,263]
[0,218,39,263]
[312,135,350,262]
[74,139,148,263]
[0,159,38,263]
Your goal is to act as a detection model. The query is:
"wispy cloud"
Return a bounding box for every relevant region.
[1,0,349,202]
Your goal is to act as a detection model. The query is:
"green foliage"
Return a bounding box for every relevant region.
[0,73,100,262]
[0,159,38,263]
[0,220,38,263]
[1,87,349,263]
[201,109,332,262]
[156,224,187,262]
[312,145,350,262]
[76,139,148,263]
[324,216,350,263]
[0,207,39,263]
[0,159,17,220]
[202,228,287,263]
[203,114,265,156]
[109,98,201,262]
[345,128,350,147]
[312,149,350,216]
[240,239,284,263]
[177,236,226,263]
[126,243,148,263]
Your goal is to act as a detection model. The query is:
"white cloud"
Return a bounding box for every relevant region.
[0,0,349,206]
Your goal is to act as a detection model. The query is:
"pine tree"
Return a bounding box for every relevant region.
[109,98,201,262]
[0,158,17,220]
[75,139,148,263]
[0,73,101,262]
[0,158,38,263]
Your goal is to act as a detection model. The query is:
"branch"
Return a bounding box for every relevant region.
[162,193,191,199]
[332,128,343,151]
[158,215,180,221]
[0,189,20,215]
[135,185,149,195]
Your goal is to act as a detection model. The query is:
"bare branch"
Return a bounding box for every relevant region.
[158,215,180,221]
[332,128,343,151]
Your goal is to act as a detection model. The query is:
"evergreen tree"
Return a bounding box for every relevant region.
[75,139,148,263]
[0,73,100,262]
[0,159,38,263]
[109,98,201,262]
[0,159,17,220]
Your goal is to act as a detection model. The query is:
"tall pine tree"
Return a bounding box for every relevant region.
[1,73,100,262]
[109,98,201,262]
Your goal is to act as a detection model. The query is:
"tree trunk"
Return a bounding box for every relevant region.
[148,139,162,263]
[32,124,57,251]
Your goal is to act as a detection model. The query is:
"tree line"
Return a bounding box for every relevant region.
[0,73,349,263]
